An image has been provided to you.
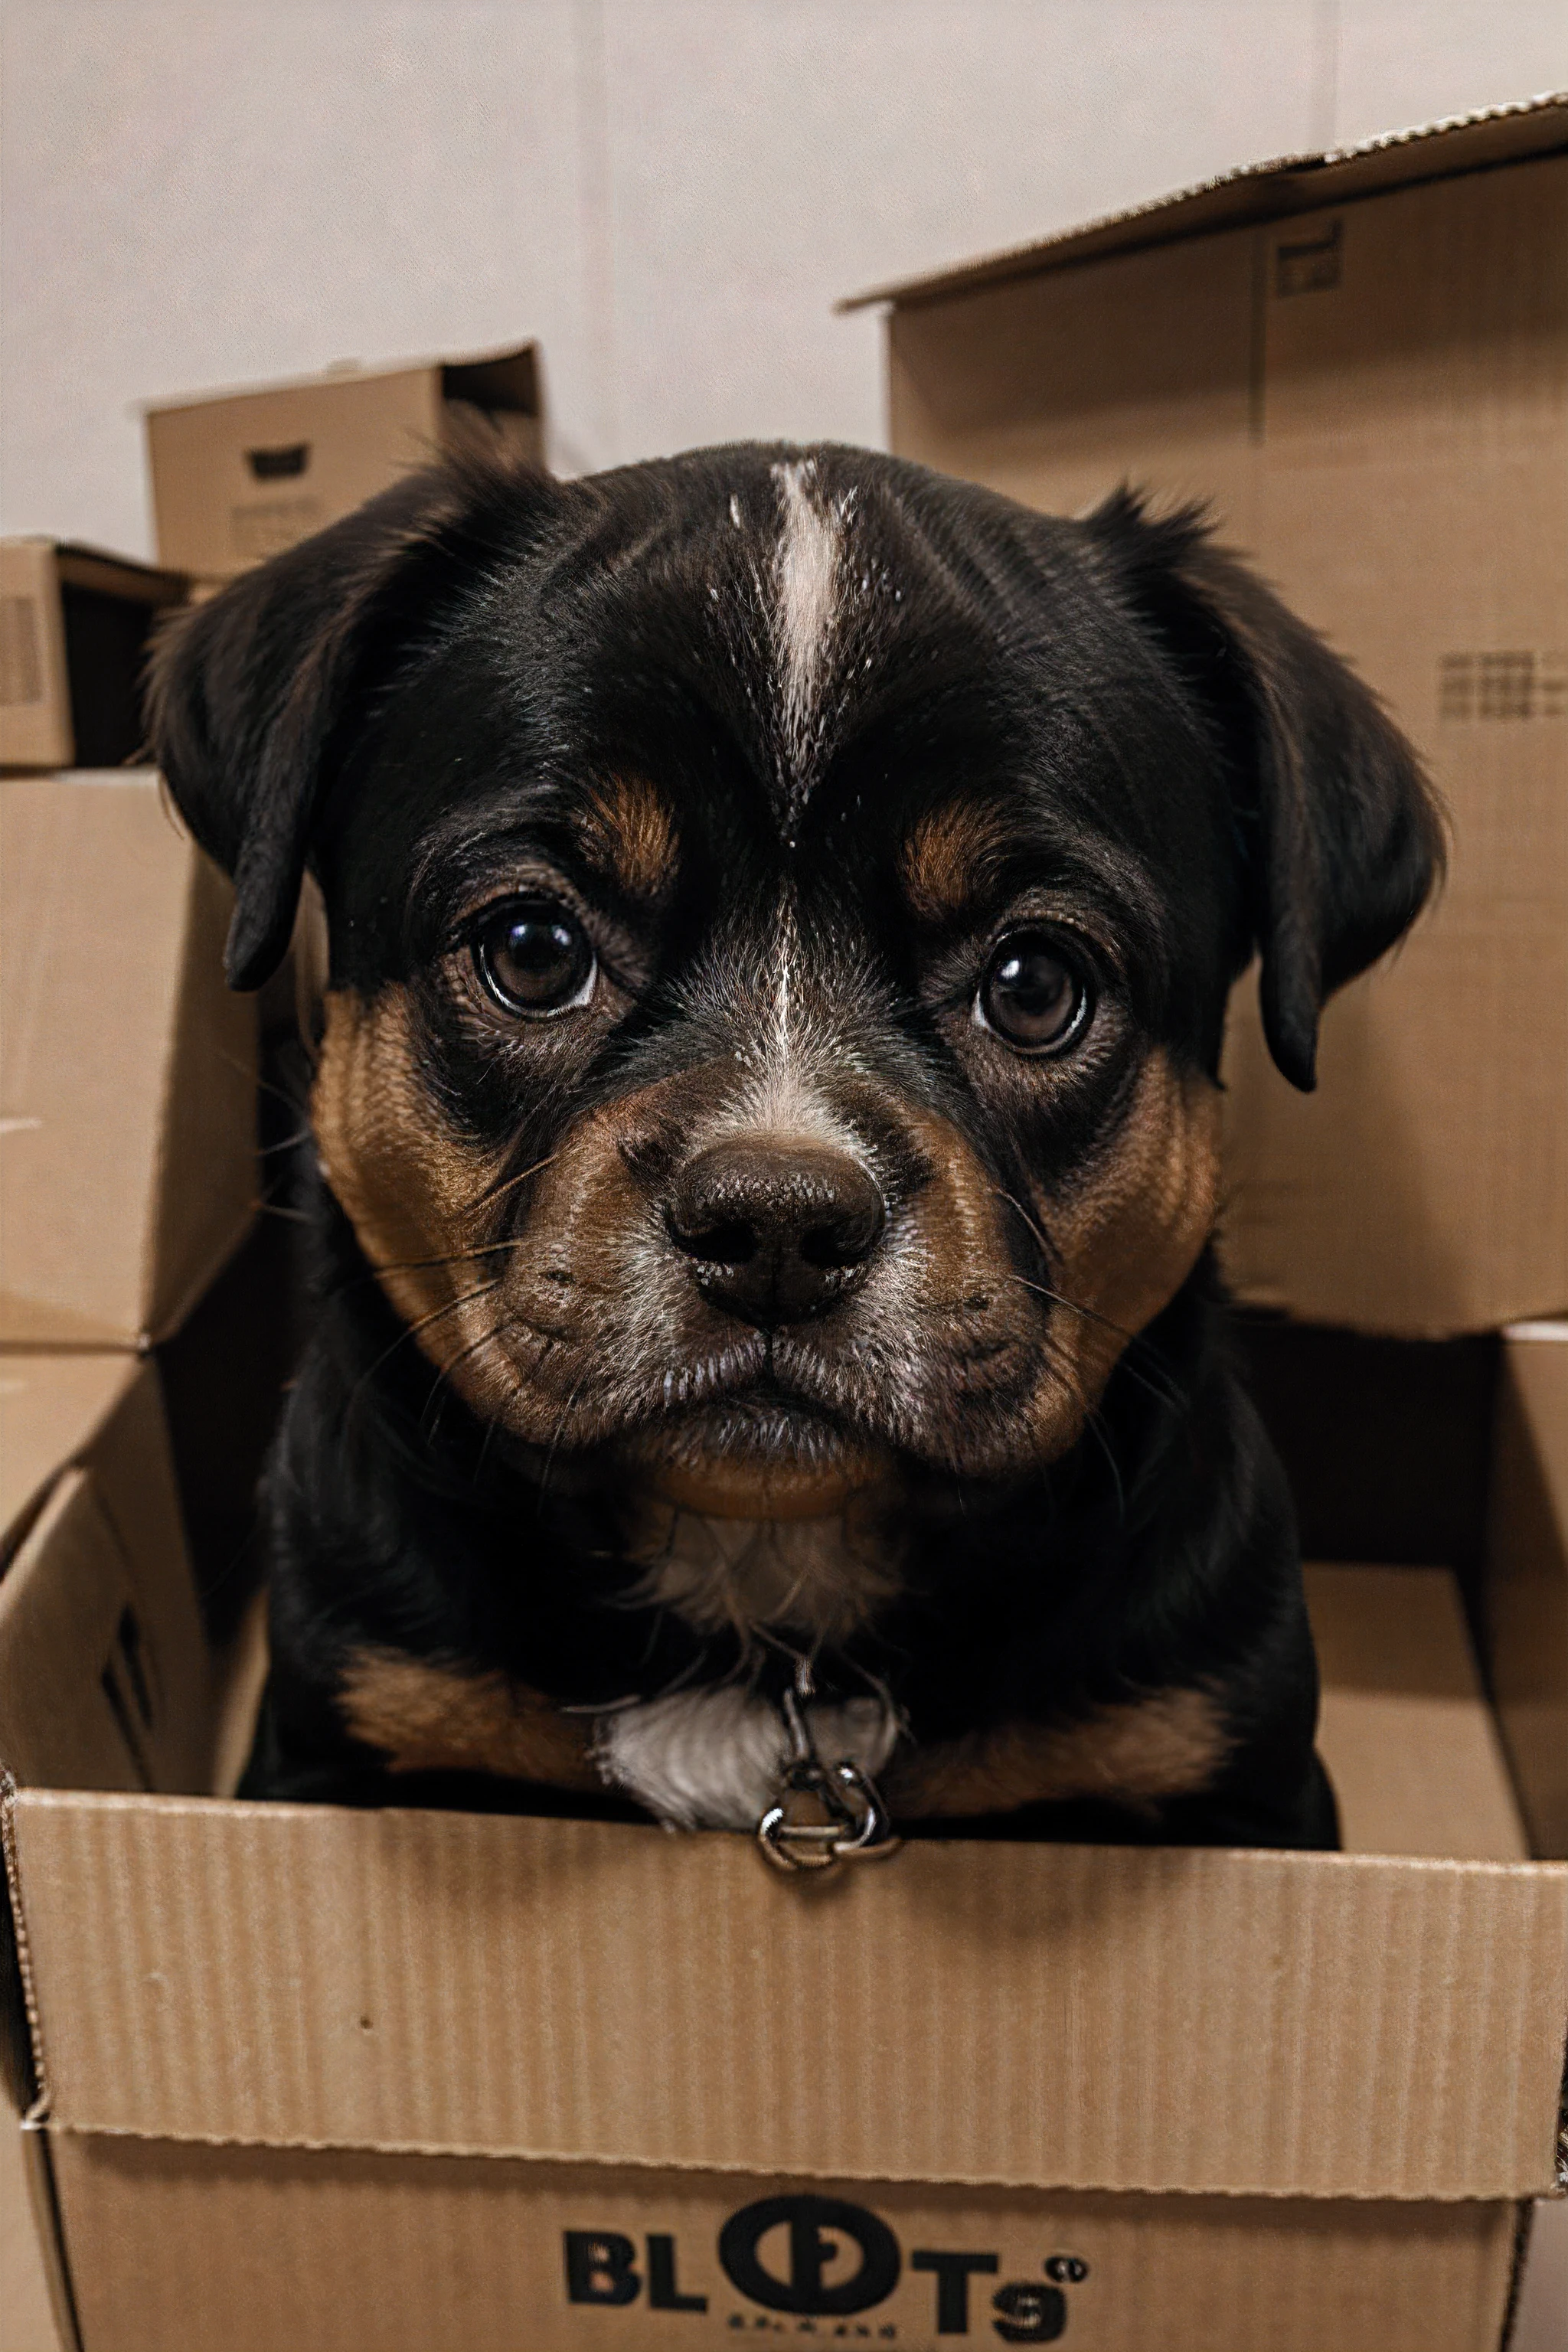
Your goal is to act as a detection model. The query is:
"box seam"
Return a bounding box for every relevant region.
[30,2115,1557,2206]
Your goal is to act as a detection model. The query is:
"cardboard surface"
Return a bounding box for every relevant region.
[0,2118,61,2352]
[146,343,543,579]
[1488,1323,1568,1857]
[0,772,256,1348]
[0,541,186,774]
[879,129,1568,1336]
[847,92,1568,309]
[45,2140,1523,2352]
[11,1788,1563,2203]
[0,1355,214,1796]
[1305,1564,1527,1860]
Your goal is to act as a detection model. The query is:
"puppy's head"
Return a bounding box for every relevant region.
[149,446,1440,1639]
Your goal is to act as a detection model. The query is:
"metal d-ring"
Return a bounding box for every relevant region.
[755,1674,902,1876]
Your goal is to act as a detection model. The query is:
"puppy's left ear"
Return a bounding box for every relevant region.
[1086,491,1446,1091]
[146,466,479,989]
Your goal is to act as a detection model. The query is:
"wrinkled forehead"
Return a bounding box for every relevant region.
[322,449,1224,953]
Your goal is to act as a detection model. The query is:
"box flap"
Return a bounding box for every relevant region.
[0,773,255,1348]
[0,1356,135,1550]
[1488,1323,1568,1857]
[842,92,1568,309]
[0,1361,214,1795]
[8,1794,1566,2200]
[0,543,71,773]
[439,343,541,419]
[0,1474,165,1794]
[51,544,186,607]
[1307,1566,1529,1860]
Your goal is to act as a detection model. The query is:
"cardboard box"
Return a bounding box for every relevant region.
[0,772,256,1350]
[1488,1321,1568,1859]
[851,95,1568,1337]
[146,343,544,581]
[2,1377,1562,2352]
[0,542,187,774]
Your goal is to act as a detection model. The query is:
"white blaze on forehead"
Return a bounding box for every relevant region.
[771,458,844,796]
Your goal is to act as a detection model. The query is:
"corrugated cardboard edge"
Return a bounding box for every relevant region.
[15,2121,80,2352]
[0,1777,47,2118]
[11,1793,1568,2201]
[840,89,1568,308]
[141,339,541,423]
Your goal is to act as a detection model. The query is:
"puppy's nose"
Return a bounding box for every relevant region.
[667,1140,886,1327]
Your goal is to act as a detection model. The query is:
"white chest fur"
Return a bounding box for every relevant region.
[594,1684,899,1832]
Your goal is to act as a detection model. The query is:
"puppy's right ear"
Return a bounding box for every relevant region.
[146,467,466,989]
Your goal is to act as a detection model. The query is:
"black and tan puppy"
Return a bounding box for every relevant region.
[149,444,1439,1851]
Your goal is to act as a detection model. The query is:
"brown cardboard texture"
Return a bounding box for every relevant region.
[1488,1322,1568,1858]
[2,1446,1564,2352]
[0,1354,214,1798]
[861,96,1568,1336]
[0,772,256,1349]
[0,542,187,775]
[146,342,544,580]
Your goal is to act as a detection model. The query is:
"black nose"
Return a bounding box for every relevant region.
[667,1139,887,1327]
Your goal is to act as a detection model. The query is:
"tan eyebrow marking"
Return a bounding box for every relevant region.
[900,799,1011,923]
[578,775,678,900]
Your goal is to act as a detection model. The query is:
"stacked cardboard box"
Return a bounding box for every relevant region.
[145,341,544,590]
[0,772,260,2347]
[842,92,1568,2344]
[0,544,187,774]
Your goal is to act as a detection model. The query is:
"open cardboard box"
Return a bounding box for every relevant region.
[2,1354,1564,2351]
[0,773,256,1352]
[145,342,545,585]
[851,95,1568,1339]
[0,544,188,775]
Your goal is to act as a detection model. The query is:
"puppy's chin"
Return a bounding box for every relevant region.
[637,1455,884,1521]
[613,1406,903,1645]
[621,1396,897,1522]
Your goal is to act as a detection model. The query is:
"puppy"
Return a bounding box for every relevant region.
[149,444,1440,1853]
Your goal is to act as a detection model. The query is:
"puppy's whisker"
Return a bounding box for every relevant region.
[418,1318,511,1443]
[466,1149,560,1217]
[1011,1273,1187,1416]
[363,1236,529,1281]
[257,1124,315,1158]
[538,1374,589,1500]
[344,1279,507,1426]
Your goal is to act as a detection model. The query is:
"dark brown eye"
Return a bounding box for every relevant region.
[475,899,595,1014]
[976,930,1089,1052]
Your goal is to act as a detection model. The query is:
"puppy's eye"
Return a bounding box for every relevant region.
[975,931,1090,1053]
[474,899,596,1015]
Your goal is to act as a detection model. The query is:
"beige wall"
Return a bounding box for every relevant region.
[2,0,1564,558]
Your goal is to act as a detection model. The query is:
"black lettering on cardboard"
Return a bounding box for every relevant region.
[912,2249,1000,2331]
[718,2194,900,2316]
[564,2230,641,2305]
[648,2232,707,2311]
[992,2280,1067,2343]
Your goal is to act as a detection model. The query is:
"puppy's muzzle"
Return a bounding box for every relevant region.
[666,1139,886,1328]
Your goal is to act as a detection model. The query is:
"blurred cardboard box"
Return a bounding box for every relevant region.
[852,95,1568,1337]
[0,772,256,1349]
[1,1413,1561,2352]
[146,342,544,583]
[0,541,186,773]
[1488,1320,1568,1857]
